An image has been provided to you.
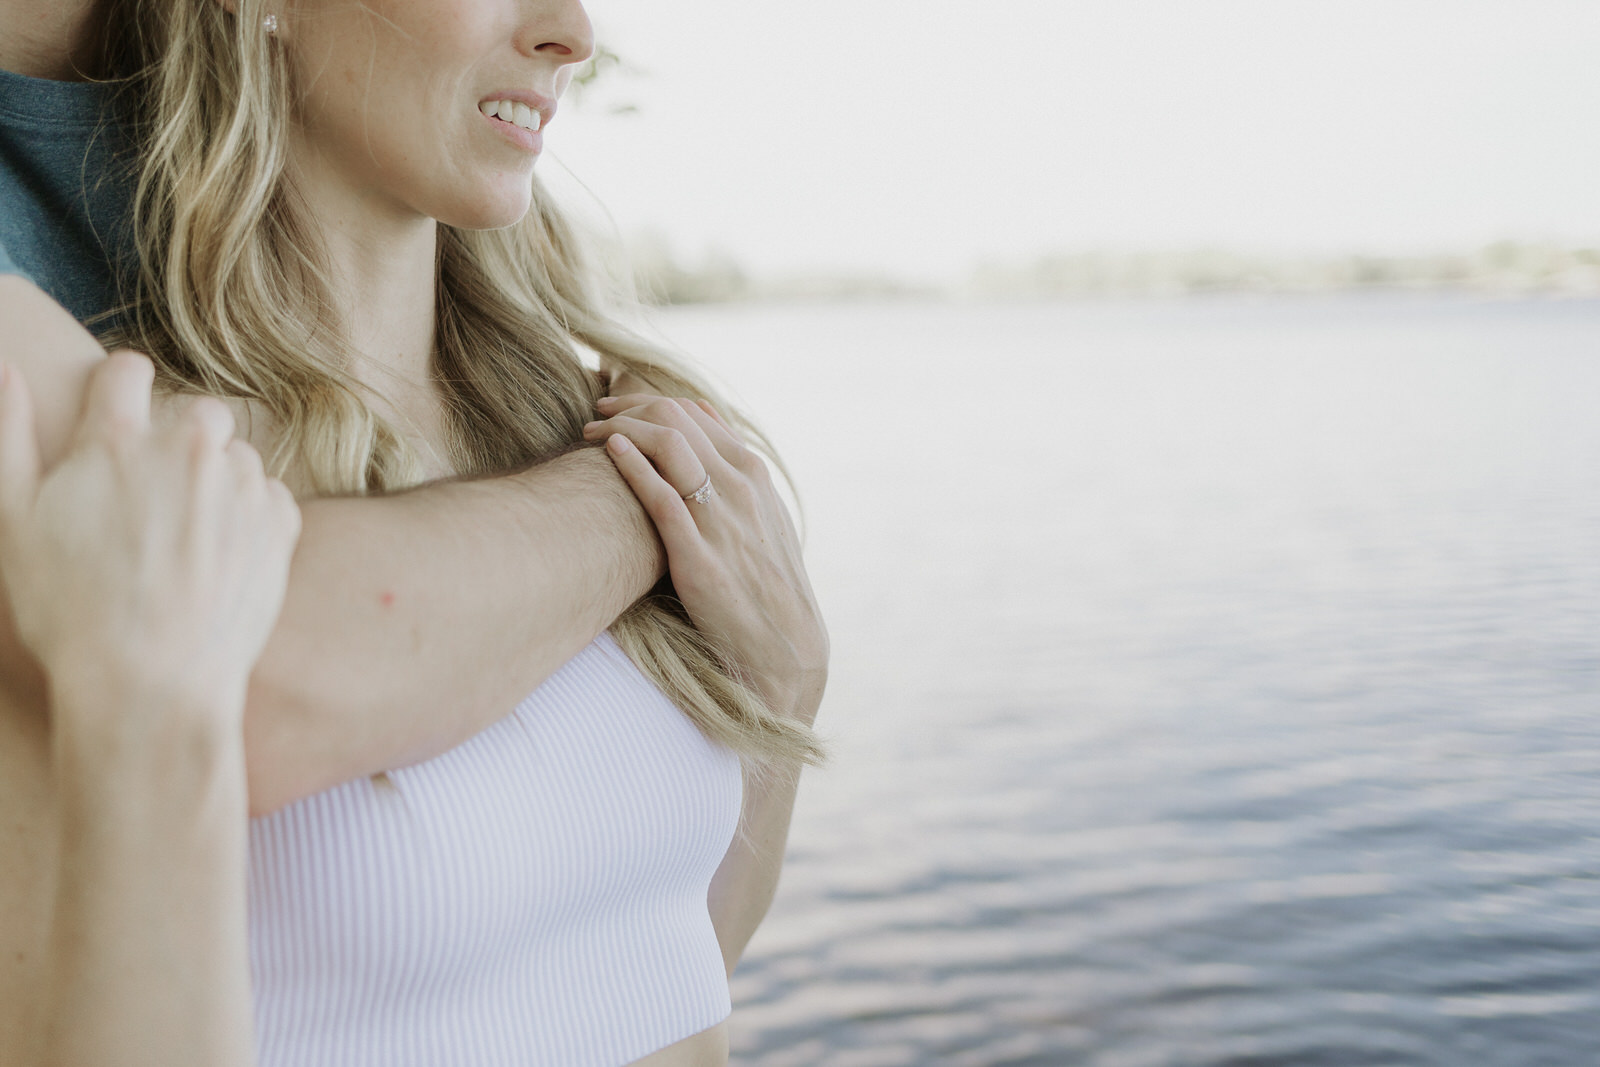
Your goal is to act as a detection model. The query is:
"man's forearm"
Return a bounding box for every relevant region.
[244,447,664,813]
[0,275,665,816]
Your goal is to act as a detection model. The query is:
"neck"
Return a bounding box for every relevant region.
[316,206,452,476]
[321,216,441,394]
[290,174,449,480]
[0,0,105,81]
[288,146,442,400]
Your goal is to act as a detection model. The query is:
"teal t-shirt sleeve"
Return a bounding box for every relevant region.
[0,67,127,313]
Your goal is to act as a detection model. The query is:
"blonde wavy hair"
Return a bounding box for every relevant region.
[97,0,821,770]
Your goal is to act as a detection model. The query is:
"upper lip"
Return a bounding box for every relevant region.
[480,90,557,130]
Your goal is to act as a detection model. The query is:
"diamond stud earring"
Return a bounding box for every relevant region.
[263,13,279,35]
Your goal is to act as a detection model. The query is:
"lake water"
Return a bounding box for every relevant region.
[652,295,1600,1066]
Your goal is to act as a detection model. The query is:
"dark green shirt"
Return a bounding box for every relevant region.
[0,66,133,326]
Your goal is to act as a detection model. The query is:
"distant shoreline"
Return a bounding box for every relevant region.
[629,242,1600,306]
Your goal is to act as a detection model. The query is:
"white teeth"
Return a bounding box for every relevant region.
[481,99,541,133]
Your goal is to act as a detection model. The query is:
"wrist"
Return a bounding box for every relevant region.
[49,660,246,770]
[52,713,247,832]
[754,665,827,728]
[508,447,666,592]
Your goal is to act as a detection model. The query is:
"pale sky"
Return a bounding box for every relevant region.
[547,1,1600,282]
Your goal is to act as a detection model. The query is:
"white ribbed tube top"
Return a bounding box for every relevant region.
[246,633,742,1067]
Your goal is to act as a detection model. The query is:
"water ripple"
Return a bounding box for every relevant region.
[666,298,1600,1065]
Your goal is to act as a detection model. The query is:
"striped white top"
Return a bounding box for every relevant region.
[246,634,742,1067]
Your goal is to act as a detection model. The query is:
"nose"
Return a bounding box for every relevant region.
[514,0,595,68]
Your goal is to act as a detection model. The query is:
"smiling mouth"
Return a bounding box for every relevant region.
[479,99,542,133]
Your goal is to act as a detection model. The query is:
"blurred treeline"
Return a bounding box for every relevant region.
[628,240,1600,305]
[574,48,1600,305]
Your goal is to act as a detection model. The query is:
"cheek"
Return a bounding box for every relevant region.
[291,41,435,173]
[283,3,537,228]
[288,32,369,144]
[288,4,436,126]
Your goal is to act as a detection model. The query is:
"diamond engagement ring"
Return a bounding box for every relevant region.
[683,476,714,505]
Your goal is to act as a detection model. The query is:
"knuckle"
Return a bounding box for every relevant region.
[266,476,293,504]
[646,481,685,513]
[278,505,303,543]
[268,480,302,532]
[104,349,155,377]
[734,448,769,481]
[185,397,235,440]
[98,352,156,399]
[100,410,144,442]
[227,437,264,474]
[644,398,683,424]
[648,426,682,458]
[99,428,139,465]
[187,395,230,425]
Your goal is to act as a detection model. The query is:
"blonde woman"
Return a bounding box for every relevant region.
[0,353,298,1067]
[4,4,682,1058]
[4,0,826,1064]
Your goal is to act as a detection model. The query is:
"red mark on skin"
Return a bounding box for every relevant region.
[379,592,396,609]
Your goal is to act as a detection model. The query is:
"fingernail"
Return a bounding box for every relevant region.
[596,396,617,410]
[583,420,602,435]
[607,434,632,454]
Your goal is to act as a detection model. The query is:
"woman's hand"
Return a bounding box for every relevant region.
[0,352,302,724]
[583,393,828,723]
[0,354,284,1067]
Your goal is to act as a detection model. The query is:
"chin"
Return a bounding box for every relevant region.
[435,181,536,232]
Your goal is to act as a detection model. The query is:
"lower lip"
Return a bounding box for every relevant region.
[482,111,543,154]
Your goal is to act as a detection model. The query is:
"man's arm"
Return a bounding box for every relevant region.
[0,275,665,815]
[245,451,663,813]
